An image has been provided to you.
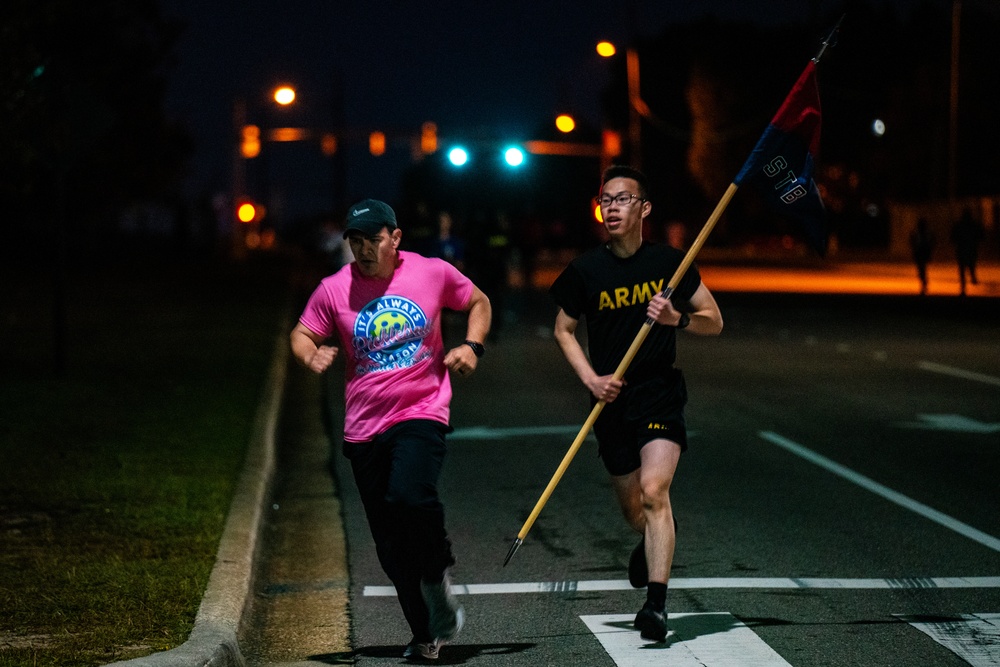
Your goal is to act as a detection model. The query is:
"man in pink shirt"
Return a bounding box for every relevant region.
[291,199,491,661]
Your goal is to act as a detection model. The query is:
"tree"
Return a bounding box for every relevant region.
[599,3,1000,250]
[0,0,192,257]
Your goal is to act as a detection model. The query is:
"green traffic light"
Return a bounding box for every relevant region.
[504,147,525,167]
[448,147,469,166]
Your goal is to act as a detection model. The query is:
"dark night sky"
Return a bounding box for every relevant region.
[157,0,911,223]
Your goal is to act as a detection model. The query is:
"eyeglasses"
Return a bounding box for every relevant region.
[596,192,646,208]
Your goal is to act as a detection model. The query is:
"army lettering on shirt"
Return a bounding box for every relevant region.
[597,279,666,311]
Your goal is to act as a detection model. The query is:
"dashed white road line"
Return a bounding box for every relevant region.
[893,413,1000,433]
[449,424,595,440]
[759,430,1000,553]
[918,361,1000,388]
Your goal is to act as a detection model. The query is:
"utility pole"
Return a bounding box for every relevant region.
[625,0,641,169]
[948,0,961,202]
[626,48,642,171]
[231,97,249,258]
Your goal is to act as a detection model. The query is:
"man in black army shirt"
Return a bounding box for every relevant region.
[550,165,724,642]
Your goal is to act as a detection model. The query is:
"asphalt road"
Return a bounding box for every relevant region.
[248,288,1000,666]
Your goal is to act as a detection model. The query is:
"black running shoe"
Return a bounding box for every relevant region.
[627,537,648,588]
[633,601,668,642]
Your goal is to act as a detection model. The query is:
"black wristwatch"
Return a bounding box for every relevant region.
[463,340,485,357]
[676,312,691,330]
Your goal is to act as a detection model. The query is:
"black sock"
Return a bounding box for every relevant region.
[646,582,667,610]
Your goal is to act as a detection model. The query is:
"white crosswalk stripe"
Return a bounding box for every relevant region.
[580,612,792,666]
[898,613,1000,666]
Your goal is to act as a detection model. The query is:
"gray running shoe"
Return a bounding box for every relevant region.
[403,638,440,661]
[420,571,464,641]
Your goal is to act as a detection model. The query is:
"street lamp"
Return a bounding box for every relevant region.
[597,40,651,169]
[555,114,576,133]
[232,84,300,255]
[948,0,961,201]
[273,85,296,106]
[596,41,616,58]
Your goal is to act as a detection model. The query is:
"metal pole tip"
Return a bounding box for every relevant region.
[503,538,523,567]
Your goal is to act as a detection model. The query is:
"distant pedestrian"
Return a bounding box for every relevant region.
[318,218,354,272]
[470,211,513,341]
[429,211,465,272]
[950,208,984,295]
[290,199,492,661]
[429,211,468,341]
[666,220,687,250]
[909,217,934,295]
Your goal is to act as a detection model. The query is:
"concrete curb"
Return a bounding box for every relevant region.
[105,322,290,667]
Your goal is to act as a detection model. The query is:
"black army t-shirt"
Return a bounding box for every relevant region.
[549,241,701,384]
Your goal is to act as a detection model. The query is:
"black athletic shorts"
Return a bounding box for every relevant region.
[592,369,688,476]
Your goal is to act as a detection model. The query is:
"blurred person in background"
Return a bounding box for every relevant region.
[950,208,984,296]
[909,217,934,295]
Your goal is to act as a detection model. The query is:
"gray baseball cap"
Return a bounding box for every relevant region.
[343,199,398,238]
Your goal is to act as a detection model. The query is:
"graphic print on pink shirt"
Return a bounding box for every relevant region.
[351,295,434,375]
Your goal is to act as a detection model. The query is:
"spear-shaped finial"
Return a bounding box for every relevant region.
[503,537,522,567]
[813,14,845,64]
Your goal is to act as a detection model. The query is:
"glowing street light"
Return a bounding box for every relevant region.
[273,85,296,106]
[597,40,648,169]
[240,124,261,158]
[231,84,298,257]
[555,114,576,133]
[368,131,387,156]
[421,122,438,154]
[237,202,258,223]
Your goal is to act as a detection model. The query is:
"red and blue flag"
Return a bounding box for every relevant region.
[734,60,828,256]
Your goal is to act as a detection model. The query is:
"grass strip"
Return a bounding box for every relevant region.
[0,252,292,666]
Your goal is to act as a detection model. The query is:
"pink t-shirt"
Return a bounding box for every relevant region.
[298,251,475,442]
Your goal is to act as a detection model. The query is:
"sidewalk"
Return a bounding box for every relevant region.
[530,252,1000,298]
[699,259,1000,297]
